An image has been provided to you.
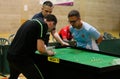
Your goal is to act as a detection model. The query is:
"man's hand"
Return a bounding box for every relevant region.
[61,41,69,46]
[46,50,55,56]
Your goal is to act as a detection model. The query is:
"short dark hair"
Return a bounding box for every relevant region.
[45,14,57,25]
[43,1,53,7]
[68,10,80,18]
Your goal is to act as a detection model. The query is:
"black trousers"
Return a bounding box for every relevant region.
[7,56,44,79]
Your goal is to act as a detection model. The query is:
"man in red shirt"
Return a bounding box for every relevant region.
[59,25,73,42]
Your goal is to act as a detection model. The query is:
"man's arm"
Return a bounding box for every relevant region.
[37,39,55,56]
[96,35,103,44]
[51,30,69,46]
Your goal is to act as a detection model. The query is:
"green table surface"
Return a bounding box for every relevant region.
[52,47,120,68]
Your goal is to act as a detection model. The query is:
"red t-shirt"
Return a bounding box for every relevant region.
[59,25,73,41]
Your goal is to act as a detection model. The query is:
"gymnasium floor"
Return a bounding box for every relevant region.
[0,31,119,79]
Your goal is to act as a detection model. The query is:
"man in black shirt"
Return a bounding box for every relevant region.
[7,14,57,79]
[32,1,68,46]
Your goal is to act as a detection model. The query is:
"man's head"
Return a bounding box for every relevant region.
[41,1,54,17]
[44,14,57,32]
[68,10,82,29]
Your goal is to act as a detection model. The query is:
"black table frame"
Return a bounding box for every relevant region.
[34,46,120,79]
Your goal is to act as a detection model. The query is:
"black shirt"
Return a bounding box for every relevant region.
[7,18,48,61]
[32,12,55,46]
[32,12,44,20]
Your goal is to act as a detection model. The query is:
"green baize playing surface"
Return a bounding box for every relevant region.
[53,48,120,68]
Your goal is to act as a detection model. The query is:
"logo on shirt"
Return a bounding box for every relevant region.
[81,34,85,38]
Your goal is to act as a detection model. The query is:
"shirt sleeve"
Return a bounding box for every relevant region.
[38,23,47,40]
[31,19,47,40]
[89,27,100,40]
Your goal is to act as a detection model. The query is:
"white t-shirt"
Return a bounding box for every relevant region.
[70,21,100,51]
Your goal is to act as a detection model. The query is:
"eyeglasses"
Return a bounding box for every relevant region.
[68,19,79,24]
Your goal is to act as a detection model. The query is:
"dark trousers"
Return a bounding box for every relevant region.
[7,59,44,79]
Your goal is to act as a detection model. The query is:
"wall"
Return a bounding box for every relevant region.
[0,0,120,35]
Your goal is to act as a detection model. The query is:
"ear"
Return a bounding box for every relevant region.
[41,7,43,10]
[78,17,81,20]
[44,19,47,22]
